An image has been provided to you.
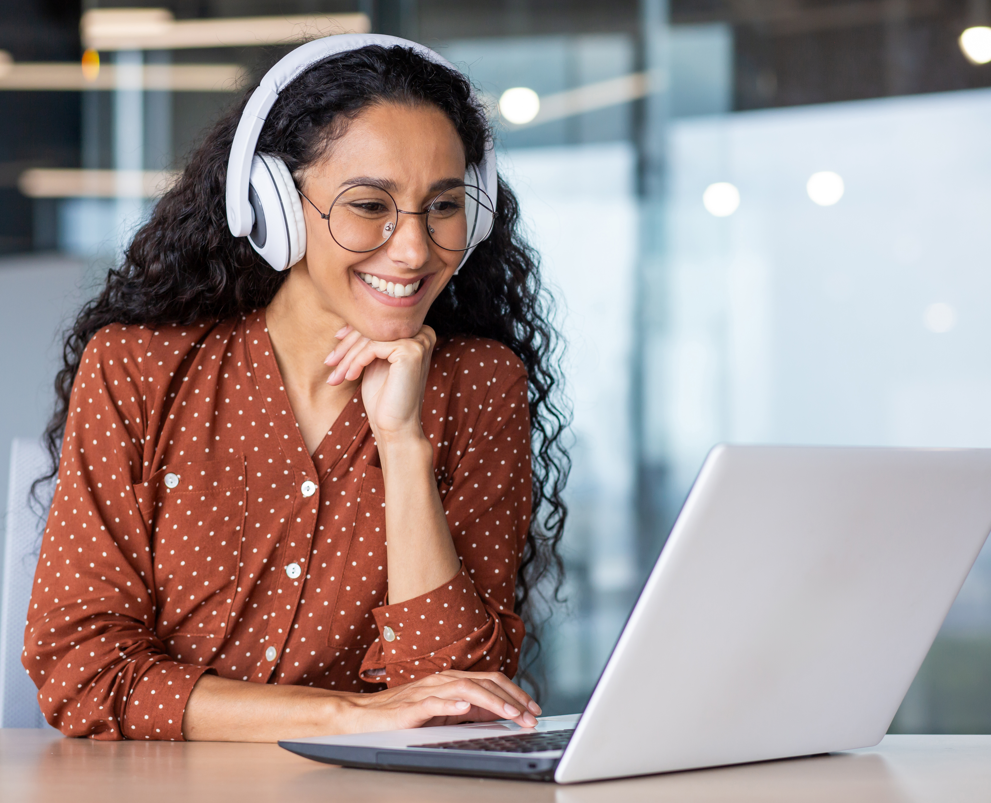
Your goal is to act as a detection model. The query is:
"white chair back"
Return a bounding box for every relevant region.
[0,438,51,728]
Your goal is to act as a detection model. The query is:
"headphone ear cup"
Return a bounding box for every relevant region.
[260,154,306,267]
[246,154,306,271]
[455,164,496,273]
[463,166,480,249]
[466,163,496,250]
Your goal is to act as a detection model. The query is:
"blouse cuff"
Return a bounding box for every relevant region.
[371,565,490,664]
[121,659,215,741]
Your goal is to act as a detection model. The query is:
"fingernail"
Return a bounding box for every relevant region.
[528,701,542,715]
[324,350,335,363]
[504,703,520,717]
[455,700,470,710]
[335,326,348,338]
[524,713,538,727]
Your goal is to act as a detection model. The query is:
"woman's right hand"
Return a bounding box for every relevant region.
[342,670,541,732]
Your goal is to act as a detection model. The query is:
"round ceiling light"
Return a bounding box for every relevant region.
[702,182,741,217]
[960,26,991,65]
[807,171,845,206]
[499,87,541,125]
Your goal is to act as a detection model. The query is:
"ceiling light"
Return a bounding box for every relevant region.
[515,72,652,128]
[18,168,179,198]
[807,171,845,206]
[81,9,173,45]
[923,302,957,334]
[499,87,541,125]
[960,26,991,64]
[702,182,740,217]
[80,8,370,51]
[0,63,242,92]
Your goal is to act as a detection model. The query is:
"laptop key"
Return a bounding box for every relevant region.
[419,728,575,753]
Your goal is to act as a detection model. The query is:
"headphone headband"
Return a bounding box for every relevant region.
[226,34,497,273]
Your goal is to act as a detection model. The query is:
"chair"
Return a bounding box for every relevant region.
[0,438,52,728]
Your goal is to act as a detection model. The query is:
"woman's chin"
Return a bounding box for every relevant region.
[354,317,424,343]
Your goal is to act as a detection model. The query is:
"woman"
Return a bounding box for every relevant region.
[23,39,569,742]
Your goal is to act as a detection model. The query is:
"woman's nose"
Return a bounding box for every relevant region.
[384,211,431,268]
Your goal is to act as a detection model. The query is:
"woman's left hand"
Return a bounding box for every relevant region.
[325,324,436,443]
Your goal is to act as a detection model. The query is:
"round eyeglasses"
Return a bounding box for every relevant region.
[299,183,495,254]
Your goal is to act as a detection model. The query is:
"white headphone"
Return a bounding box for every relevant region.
[225,34,498,273]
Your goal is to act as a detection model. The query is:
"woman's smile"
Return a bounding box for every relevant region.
[355,269,431,306]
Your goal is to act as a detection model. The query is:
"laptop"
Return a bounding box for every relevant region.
[280,445,991,783]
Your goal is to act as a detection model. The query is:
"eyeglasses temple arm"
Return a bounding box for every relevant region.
[297,189,329,220]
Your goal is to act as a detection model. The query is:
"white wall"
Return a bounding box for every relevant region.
[0,253,87,577]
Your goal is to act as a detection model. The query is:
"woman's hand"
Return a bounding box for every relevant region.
[181,671,540,743]
[325,323,436,444]
[325,321,458,602]
[343,670,541,733]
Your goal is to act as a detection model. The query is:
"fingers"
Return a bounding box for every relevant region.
[340,340,401,383]
[325,326,363,368]
[436,677,538,728]
[475,677,542,718]
[353,673,541,733]
[444,670,541,716]
[413,325,437,353]
[331,338,431,385]
[328,337,375,385]
[326,323,435,367]
[325,327,433,386]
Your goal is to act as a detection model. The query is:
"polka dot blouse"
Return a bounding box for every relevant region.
[22,309,531,741]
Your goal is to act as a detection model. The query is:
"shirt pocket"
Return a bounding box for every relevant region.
[138,455,246,640]
[326,464,388,648]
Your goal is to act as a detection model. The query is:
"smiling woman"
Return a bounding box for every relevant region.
[23,38,569,743]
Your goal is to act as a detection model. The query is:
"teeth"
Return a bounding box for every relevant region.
[359,273,422,299]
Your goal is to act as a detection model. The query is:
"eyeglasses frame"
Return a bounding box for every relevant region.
[297,182,495,254]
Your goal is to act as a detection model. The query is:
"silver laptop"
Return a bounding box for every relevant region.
[280,445,991,783]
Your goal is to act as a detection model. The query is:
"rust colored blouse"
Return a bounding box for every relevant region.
[23,309,531,740]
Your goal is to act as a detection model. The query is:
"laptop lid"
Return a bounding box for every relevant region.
[554,445,991,782]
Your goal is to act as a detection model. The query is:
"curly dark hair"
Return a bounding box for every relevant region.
[37,44,570,685]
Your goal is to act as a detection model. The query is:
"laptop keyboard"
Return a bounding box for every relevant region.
[419,728,574,754]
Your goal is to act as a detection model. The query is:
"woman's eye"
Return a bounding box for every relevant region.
[349,201,389,214]
[429,200,464,214]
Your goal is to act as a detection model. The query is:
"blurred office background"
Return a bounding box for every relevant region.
[1,0,991,732]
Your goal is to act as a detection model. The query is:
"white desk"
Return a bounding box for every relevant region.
[1,729,989,802]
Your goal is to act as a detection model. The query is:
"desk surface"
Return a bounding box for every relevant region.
[1,729,989,802]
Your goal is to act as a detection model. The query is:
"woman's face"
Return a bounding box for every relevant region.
[296,102,468,342]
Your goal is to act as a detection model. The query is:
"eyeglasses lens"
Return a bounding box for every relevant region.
[328,186,398,253]
[427,186,494,252]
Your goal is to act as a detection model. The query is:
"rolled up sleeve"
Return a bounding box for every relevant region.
[22,327,213,740]
[360,365,531,685]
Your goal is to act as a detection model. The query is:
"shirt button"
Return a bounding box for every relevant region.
[382,626,396,643]
[164,473,179,489]
[265,646,277,662]
[285,562,301,580]
[300,480,317,498]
